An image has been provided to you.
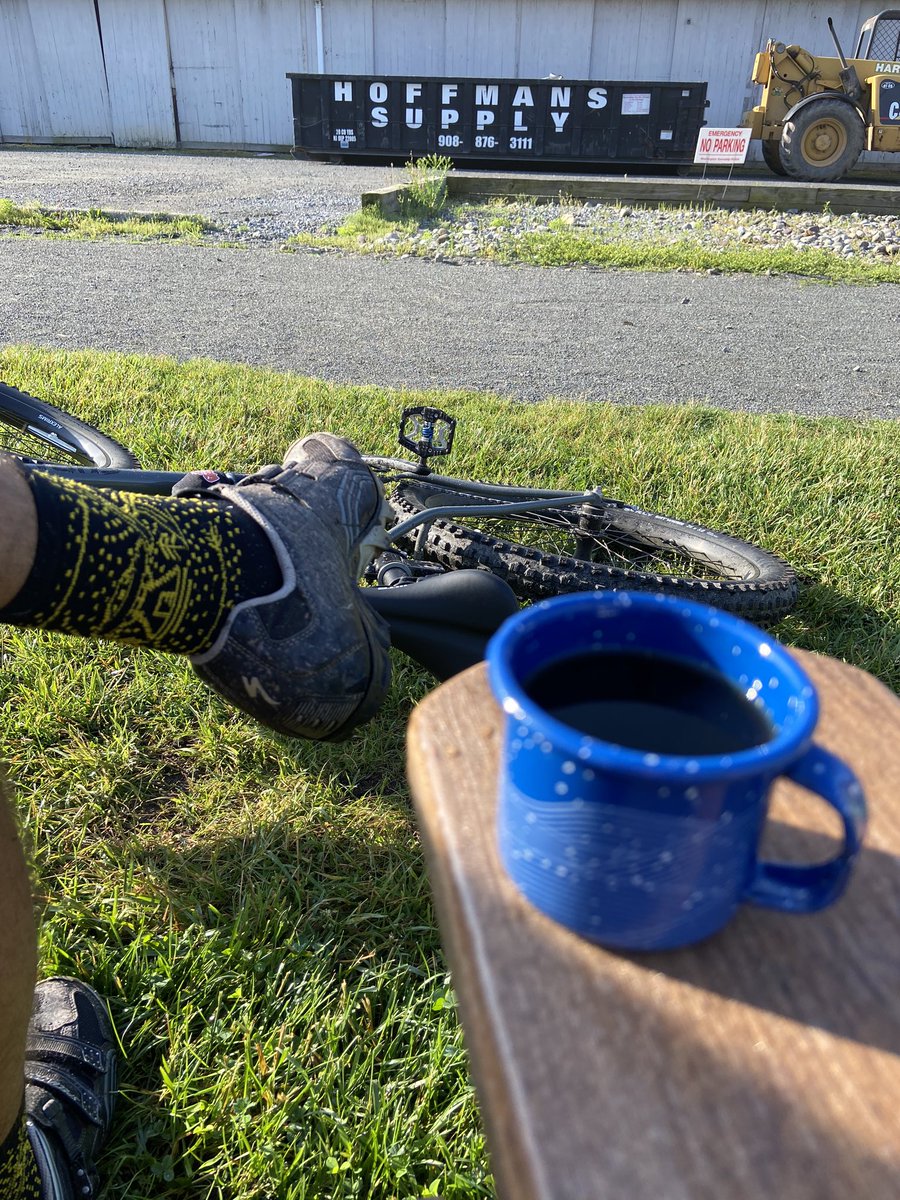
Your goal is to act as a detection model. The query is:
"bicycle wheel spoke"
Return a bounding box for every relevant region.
[0,383,139,469]
[461,509,731,581]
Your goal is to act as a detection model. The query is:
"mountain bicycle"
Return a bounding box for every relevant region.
[0,381,798,678]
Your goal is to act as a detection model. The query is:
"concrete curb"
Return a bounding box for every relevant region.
[362,171,900,216]
[360,184,408,217]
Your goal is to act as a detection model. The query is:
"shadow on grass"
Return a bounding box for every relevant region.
[777,582,900,694]
[39,810,468,1197]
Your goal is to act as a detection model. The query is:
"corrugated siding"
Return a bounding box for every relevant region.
[0,0,111,141]
[231,0,307,145]
[444,0,520,77]
[0,0,52,139]
[97,0,177,146]
[163,0,305,146]
[517,1,596,78]
[322,0,375,74]
[0,0,889,148]
[164,0,247,144]
[590,1,679,80]
[669,0,768,123]
[372,0,447,76]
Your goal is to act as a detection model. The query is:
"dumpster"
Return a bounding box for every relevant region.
[287,74,708,165]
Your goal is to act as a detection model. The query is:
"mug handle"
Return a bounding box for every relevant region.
[742,744,867,914]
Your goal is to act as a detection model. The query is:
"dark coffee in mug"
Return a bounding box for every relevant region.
[525,648,773,756]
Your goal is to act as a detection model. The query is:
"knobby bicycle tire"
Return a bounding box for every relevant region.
[389,479,798,621]
[0,382,139,469]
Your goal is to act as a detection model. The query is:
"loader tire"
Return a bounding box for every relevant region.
[780,99,864,182]
[761,138,788,177]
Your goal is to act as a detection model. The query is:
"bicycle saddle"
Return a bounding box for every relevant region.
[362,570,519,680]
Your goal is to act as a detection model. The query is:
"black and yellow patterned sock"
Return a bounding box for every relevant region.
[0,1111,41,1200]
[1,466,281,655]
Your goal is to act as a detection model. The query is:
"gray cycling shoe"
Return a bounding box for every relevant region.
[189,433,393,741]
[25,977,118,1200]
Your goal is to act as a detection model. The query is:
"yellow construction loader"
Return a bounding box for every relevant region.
[744,9,900,180]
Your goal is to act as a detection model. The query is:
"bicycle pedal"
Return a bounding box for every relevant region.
[398,406,456,468]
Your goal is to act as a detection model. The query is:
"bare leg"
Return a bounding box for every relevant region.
[0,460,39,1136]
[0,460,37,609]
[0,771,37,1141]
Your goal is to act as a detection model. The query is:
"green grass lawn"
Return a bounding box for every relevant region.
[0,345,898,1198]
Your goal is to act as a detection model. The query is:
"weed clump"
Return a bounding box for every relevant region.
[400,154,453,220]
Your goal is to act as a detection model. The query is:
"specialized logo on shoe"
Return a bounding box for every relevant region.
[242,675,278,706]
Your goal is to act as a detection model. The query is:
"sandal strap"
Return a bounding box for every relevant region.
[27,1033,107,1073]
[28,1104,97,1200]
[26,1118,78,1200]
[24,978,118,1200]
[26,1063,102,1125]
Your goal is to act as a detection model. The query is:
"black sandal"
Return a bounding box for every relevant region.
[24,977,118,1200]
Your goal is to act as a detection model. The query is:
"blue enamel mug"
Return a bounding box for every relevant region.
[487,592,866,951]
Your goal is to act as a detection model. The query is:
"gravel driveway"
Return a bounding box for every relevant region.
[2,147,898,419]
[0,146,397,235]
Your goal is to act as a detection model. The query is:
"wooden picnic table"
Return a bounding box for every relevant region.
[406,649,900,1200]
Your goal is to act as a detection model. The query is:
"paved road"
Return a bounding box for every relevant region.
[2,237,898,418]
[1,147,898,418]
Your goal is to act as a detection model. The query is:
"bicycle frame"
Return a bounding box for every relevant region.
[5,397,799,626]
[24,458,603,557]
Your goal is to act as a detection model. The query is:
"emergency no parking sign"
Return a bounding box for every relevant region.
[694,128,752,164]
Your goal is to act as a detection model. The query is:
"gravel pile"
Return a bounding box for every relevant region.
[8,193,898,265]
[370,200,900,264]
[0,147,398,239]
[205,189,369,242]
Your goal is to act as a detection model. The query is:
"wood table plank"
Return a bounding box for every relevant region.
[406,651,900,1200]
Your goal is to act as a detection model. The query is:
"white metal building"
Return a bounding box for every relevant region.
[0,1,885,150]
